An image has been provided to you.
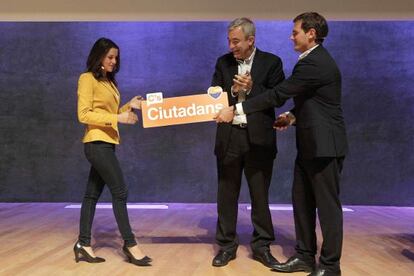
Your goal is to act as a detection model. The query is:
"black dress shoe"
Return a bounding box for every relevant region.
[308,268,341,276]
[271,256,315,273]
[212,250,236,267]
[253,250,279,268]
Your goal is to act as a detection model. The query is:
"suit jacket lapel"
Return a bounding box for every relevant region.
[249,48,262,81]
[247,48,263,99]
[227,58,238,105]
[229,59,238,84]
[112,85,121,105]
[101,81,120,105]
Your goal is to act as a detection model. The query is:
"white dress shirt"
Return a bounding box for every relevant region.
[232,47,256,125]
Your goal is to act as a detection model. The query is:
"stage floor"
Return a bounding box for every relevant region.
[0,203,413,275]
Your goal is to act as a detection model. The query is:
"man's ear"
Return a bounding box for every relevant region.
[308,28,317,41]
[247,35,255,46]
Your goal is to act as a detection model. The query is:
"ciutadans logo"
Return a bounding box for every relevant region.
[207,86,223,99]
[146,92,163,106]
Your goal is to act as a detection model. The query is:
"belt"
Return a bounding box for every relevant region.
[232,123,247,129]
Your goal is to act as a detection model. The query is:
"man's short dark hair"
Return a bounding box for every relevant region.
[293,12,328,44]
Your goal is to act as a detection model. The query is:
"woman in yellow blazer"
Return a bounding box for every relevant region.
[74,38,151,266]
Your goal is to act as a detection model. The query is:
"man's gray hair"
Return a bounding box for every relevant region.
[228,17,256,38]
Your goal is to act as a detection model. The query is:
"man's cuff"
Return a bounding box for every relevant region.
[235,103,245,115]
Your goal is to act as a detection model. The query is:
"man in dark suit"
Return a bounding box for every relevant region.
[211,17,285,268]
[215,12,347,276]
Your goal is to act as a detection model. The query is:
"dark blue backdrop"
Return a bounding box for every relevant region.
[0,21,413,205]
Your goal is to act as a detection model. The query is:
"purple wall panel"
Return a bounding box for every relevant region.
[0,21,413,205]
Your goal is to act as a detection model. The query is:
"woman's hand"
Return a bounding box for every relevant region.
[118,111,138,124]
[129,95,143,110]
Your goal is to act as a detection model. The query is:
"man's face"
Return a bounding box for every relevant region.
[228,27,254,60]
[290,20,314,53]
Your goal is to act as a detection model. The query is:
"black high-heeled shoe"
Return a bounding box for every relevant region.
[73,242,105,263]
[122,245,152,266]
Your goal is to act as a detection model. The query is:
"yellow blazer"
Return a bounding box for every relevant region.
[77,72,130,144]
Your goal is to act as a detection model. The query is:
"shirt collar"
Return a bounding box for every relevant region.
[298,44,319,60]
[237,47,256,65]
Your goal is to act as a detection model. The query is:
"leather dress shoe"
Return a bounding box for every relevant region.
[308,268,341,276]
[212,250,236,267]
[253,250,279,268]
[271,256,315,273]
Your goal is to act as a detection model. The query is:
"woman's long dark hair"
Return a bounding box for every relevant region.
[86,37,120,86]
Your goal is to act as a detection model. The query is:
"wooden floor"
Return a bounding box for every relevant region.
[0,203,413,276]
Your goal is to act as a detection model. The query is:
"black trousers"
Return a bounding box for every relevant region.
[78,141,137,247]
[292,156,344,271]
[216,126,275,253]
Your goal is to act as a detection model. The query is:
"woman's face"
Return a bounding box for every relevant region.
[101,47,118,73]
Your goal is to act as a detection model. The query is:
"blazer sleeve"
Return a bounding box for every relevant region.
[262,57,285,91]
[77,74,118,130]
[242,58,322,114]
[118,102,131,113]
